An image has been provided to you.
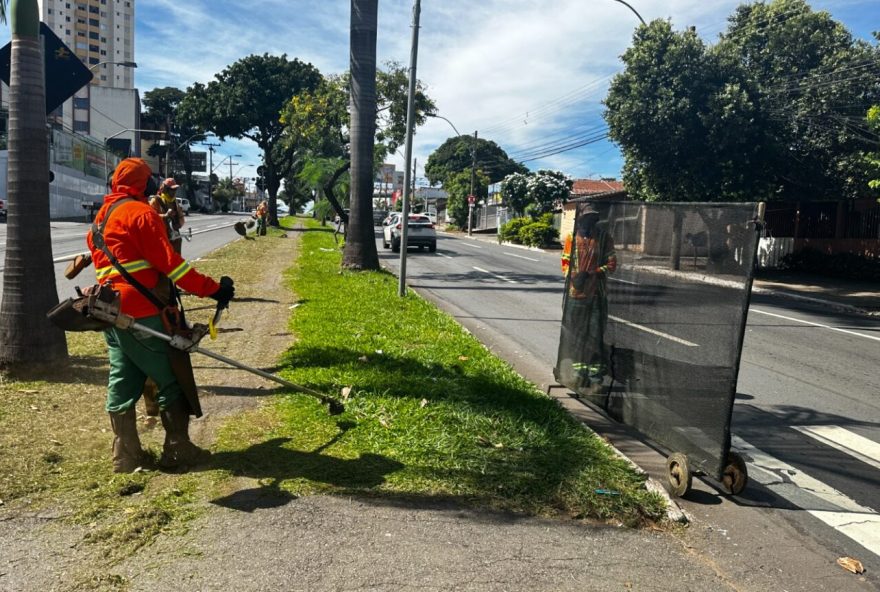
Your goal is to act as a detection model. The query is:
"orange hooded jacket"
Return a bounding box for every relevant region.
[87,158,220,318]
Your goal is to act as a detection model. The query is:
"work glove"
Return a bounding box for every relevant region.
[210,276,235,308]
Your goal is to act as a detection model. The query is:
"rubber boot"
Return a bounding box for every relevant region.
[109,408,149,473]
[158,399,211,470]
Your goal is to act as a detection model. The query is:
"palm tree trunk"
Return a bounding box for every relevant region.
[344,0,380,270]
[0,0,68,368]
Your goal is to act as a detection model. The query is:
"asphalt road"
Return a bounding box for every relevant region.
[378,228,880,589]
[0,212,244,301]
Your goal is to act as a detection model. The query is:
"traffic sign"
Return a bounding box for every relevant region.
[467,195,476,205]
[0,23,94,115]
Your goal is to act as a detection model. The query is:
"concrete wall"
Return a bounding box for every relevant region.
[0,151,107,221]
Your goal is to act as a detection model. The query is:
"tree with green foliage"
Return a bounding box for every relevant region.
[501,170,572,216]
[142,86,205,201]
[500,172,530,216]
[425,135,526,187]
[605,1,880,203]
[867,105,880,196]
[0,0,68,368]
[210,178,241,212]
[525,170,573,215]
[444,169,489,229]
[280,65,435,227]
[716,0,879,201]
[178,54,322,226]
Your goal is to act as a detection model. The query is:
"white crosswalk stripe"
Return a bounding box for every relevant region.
[793,425,880,472]
[733,433,880,558]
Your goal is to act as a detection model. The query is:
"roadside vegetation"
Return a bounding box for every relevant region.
[0,217,665,584]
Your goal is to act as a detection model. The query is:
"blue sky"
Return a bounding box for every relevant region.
[6,1,879,184]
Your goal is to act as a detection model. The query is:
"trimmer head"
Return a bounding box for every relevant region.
[327,400,345,416]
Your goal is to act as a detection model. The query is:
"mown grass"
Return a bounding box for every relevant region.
[0,215,665,582]
[215,218,666,526]
[0,227,294,569]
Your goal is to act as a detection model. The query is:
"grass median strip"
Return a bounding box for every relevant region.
[216,219,666,526]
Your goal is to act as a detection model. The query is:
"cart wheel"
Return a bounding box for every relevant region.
[666,453,692,498]
[722,452,748,495]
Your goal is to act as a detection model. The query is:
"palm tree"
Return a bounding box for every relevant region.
[343,0,380,270]
[0,0,69,367]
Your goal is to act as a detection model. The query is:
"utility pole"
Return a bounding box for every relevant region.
[164,115,172,177]
[203,141,220,209]
[468,130,478,237]
[398,0,421,297]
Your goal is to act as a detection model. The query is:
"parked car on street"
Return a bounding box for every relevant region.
[176,197,191,214]
[383,213,436,252]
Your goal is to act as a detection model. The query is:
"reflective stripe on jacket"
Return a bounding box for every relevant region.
[87,195,219,318]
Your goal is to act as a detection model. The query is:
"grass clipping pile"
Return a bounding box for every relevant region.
[0,225,298,573]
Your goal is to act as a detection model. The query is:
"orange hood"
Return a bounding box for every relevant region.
[106,158,153,203]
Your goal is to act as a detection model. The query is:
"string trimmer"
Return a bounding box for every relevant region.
[87,291,345,416]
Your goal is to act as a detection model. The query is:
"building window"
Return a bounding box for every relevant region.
[89,57,99,64]
[89,44,99,52]
[73,97,89,109]
[76,41,87,49]
[77,31,85,37]
[100,75,107,81]
[89,5,99,14]
[89,18,98,26]
[89,31,99,40]
[100,49,107,56]
[73,120,89,132]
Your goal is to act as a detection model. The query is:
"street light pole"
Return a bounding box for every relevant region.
[612,0,646,25]
[468,130,478,237]
[397,0,422,298]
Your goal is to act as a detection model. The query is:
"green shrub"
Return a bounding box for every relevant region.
[518,222,558,248]
[499,217,531,243]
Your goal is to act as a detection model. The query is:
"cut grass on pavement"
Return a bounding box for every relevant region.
[216,219,666,526]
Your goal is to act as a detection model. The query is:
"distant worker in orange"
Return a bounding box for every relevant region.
[255,200,268,236]
[149,177,186,253]
[560,205,617,388]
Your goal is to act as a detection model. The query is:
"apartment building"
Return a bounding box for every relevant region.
[37,0,140,151]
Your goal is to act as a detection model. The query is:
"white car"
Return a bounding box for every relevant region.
[382,213,437,253]
[176,197,191,214]
[276,201,290,215]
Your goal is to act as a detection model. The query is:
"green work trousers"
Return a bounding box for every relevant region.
[104,315,182,413]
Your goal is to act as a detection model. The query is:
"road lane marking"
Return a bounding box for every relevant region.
[751,308,880,343]
[609,277,639,285]
[793,425,880,471]
[608,315,699,347]
[458,242,483,249]
[504,252,540,262]
[436,252,454,259]
[732,434,880,557]
[473,266,517,284]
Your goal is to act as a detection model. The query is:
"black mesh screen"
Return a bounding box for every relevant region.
[554,201,759,478]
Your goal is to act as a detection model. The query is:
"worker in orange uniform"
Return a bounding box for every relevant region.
[559,205,617,389]
[87,158,234,473]
[254,200,268,236]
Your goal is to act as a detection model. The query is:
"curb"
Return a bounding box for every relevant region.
[751,285,875,317]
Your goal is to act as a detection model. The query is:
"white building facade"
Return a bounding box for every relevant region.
[38,0,138,147]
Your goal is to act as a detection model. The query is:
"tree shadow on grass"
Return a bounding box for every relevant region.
[6,355,109,386]
[206,420,404,512]
[277,344,555,416]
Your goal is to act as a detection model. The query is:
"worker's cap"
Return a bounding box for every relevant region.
[161,177,180,190]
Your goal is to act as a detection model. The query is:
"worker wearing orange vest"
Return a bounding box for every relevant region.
[560,206,616,386]
[255,200,268,236]
[87,158,234,473]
